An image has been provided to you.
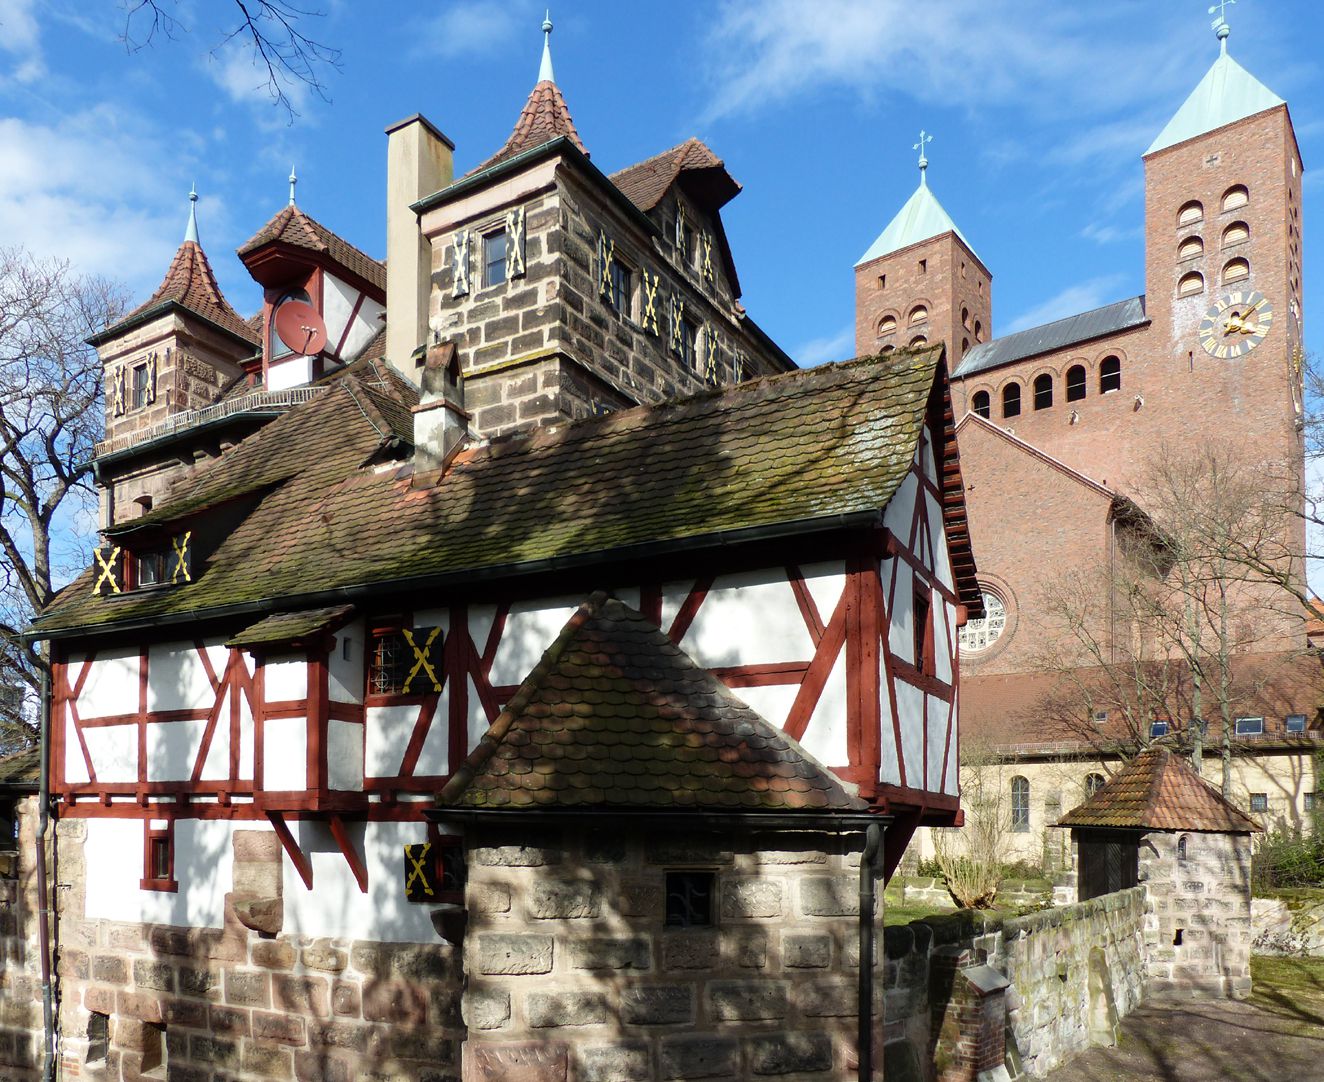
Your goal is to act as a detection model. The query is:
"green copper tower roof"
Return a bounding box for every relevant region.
[856,136,977,266]
[1146,31,1283,155]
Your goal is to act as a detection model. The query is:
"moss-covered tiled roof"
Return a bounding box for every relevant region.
[440,593,866,812]
[0,746,40,787]
[226,605,355,648]
[1056,747,1261,833]
[36,348,946,638]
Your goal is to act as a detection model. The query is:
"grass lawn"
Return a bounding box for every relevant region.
[1249,955,1324,1030]
[883,900,955,925]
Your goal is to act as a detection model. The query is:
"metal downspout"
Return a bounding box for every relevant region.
[858,821,883,1082]
[36,666,55,1081]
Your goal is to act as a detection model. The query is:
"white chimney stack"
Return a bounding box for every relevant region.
[413,341,468,472]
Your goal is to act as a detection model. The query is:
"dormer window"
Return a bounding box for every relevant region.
[131,363,151,410]
[135,550,166,588]
[483,229,508,288]
[270,288,312,360]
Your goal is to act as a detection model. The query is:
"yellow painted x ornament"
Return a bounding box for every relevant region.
[93,546,122,595]
[171,531,192,584]
[401,627,443,693]
[405,842,434,898]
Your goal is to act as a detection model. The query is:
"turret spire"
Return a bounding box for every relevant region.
[539,10,555,83]
[184,184,200,245]
[288,165,298,207]
[1210,0,1235,56]
[914,130,933,187]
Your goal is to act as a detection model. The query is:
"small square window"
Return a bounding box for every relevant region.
[1286,714,1307,733]
[87,1012,109,1066]
[608,260,633,317]
[1093,710,1109,724]
[135,551,165,588]
[1234,716,1264,736]
[877,273,886,289]
[367,628,411,696]
[141,824,177,892]
[1150,720,1169,738]
[679,317,698,371]
[1249,793,1268,813]
[918,259,927,274]
[665,871,714,928]
[483,230,507,288]
[1304,792,1315,811]
[132,363,150,410]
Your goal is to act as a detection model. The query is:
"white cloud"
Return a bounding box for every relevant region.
[0,0,44,83]
[1081,221,1140,245]
[205,39,313,124]
[1005,275,1127,334]
[416,1,538,60]
[795,324,855,367]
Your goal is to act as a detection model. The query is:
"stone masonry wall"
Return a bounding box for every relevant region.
[51,818,464,1082]
[0,795,46,1080]
[461,823,880,1082]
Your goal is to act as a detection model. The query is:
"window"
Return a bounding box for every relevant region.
[1099,356,1121,394]
[1002,382,1021,418]
[957,590,1006,653]
[1286,714,1307,733]
[1093,710,1109,724]
[1150,720,1169,738]
[1066,365,1086,402]
[1177,200,1204,226]
[1178,236,1204,261]
[368,629,411,696]
[913,580,934,675]
[1305,792,1316,811]
[1222,184,1249,212]
[680,317,698,371]
[140,1022,166,1075]
[1222,221,1249,247]
[665,871,714,927]
[974,319,983,341]
[1177,834,1189,862]
[141,823,177,892]
[960,306,970,328]
[971,391,990,419]
[1222,257,1250,283]
[909,305,928,326]
[878,315,897,337]
[132,363,150,410]
[1011,777,1030,832]
[918,259,927,274]
[909,335,928,348]
[1249,793,1268,813]
[1033,373,1053,411]
[483,230,507,288]
[608,259,633,317]
[1177,271,1204,297]
[87,1012,109,1067]
[135,550,166,588]
[1086,773,1105,796]
[1234,716,1264,736]
[877,273,886,289]
[961,337,970,357]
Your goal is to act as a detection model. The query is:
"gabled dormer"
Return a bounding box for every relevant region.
[238,197,387,391]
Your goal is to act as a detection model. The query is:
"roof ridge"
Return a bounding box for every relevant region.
[955,413,1118,500]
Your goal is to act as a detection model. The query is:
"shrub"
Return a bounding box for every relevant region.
[1253,827,1324,892]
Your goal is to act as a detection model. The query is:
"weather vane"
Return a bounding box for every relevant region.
[1209,0,1235,49]
[914,130,933,182]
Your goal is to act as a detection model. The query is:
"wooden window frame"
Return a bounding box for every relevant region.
[365,619,422,705]
[664,869,716,929]
[1010,777,1030,833]
[131,362,150,411]
[1002,382,1021,419]
[429,826,466,906]
[608,258,634,319]
[1099,357,1122,394]
[1249,792,1268,813]
[1033,373,1053,411]
[482,229,508,289]
[1066,364,1087,402]
[912,576,935,677]
[971,390,990,419]
[141,822,178,893]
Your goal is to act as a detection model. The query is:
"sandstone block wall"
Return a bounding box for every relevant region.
[460,823,879,1082]
[0,795,45,1080]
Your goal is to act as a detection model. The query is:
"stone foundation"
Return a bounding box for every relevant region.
[0,795,45,1080]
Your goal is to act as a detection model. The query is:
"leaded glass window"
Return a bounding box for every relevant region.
[1011,777,1030,833]
[958,591,1006,654]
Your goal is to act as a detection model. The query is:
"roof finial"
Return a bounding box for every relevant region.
[914,130,933,186]
[539,10,555,83]
[184,183,200,244]
[288,165,298,207]
[1209,0,1235,54]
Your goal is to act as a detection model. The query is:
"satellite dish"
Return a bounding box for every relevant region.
[273,299,328,356]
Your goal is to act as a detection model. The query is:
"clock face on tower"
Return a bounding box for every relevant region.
[1197,289,1273,359]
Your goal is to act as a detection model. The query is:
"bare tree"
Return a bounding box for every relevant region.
[121,1,342,118]
[0,249,125,750]
[932,741,1011,908]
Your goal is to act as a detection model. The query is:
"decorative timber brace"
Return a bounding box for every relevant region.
[674,202,687,253]
[640,269,661,335]
[702,326,721,385]
[504,206,526,279]
[669,295,685,355]
[93,544,123,596]
[111,365,127,417]
[596,229,615,299]
[700,231,716,285]
[144,351,158,406]
[733,347,747,383]
[452,231,471,298]
[168,530,192,585]
[400,626,444,694]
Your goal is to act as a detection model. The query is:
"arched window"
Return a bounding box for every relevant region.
[1178,235,1204,261]
[958,589,1006,652]
[880,344,895,354]
[960,306,970,328]
[961,337,970,357]
[1177,271,1204,297]
[878,314,897,336]
[1222,184,1249,212]
[1033,373,1053,411]
[972,390,991,419]
[1011,777,1030,832]
[1086,773,1105,797]
[1177,200,1204,227]
[974,320,984,342]
[1222,257,1250,283]
[1176,834,1189,862]
[1002,382,1021,418]
[909,305,928,326]
[1222,221,1249,247]
[1099,356,1121,393]
[1066,364,1087,402]
[909,335,928,347]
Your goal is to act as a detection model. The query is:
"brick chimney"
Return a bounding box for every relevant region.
[413,340,468,472]
[385,114,454,380]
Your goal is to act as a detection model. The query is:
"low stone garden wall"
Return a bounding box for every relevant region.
[1252,896,1324,956]
[0,795,43,1080]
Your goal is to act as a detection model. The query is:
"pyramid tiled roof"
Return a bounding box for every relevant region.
[611,138,736,212]
[238,205,385,293]
[440,592,867,812]
[470,79,587,175]
[106,240,259,346]
[1057,747,1261,833]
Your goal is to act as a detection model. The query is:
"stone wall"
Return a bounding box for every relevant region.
[51,818,464,1082]
[460,822,880,1082]
[0,795,45,1080]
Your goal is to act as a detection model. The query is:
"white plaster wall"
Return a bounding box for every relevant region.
[925,490,955,591]
[346,298,385,359]
[488,596,582,687]
[264,654,307,701]
[926,695,950,792]
[77,647,139,719]
[880,677,902,787]
[800,652,848,768]
[237,692,254,781]
[82,725,136,783]
[933,592,953,684]
[323,273,356,349]
[264,716,307,790]
[329,620,364,704]
[944,689,959,795]
[801,560,846,623]
[414,709,450,777]
[467,675,491,747]
[327,720,364,791]
[84,817,236,928]
[200,688,231,781]
[146,719,208,782]
[896,680,925,787]
[64,709,90,784]
[268,356,314,392]
[887,563,914,664]
[366,704,418,778]
[882,469,919,547]
[281,819,445,942]
[147,641,214,712]
[677,569,818,669]
[729,684,799,732]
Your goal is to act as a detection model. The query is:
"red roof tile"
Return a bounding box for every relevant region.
[108,240,259,346]
[610,138,738,212]
[469,79,586,175]
[1057,746,1261,832]
[439,592,867,812]
[238,205,385,293]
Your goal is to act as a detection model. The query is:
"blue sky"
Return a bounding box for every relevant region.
[1,0,1322,367]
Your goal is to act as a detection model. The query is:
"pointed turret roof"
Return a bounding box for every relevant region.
[856,154,977,266]
[96,195,258,347]
[1146,33,1284,155]
[439,592,867,812]
[238,204,385,293]
[1057,746,1261,833]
